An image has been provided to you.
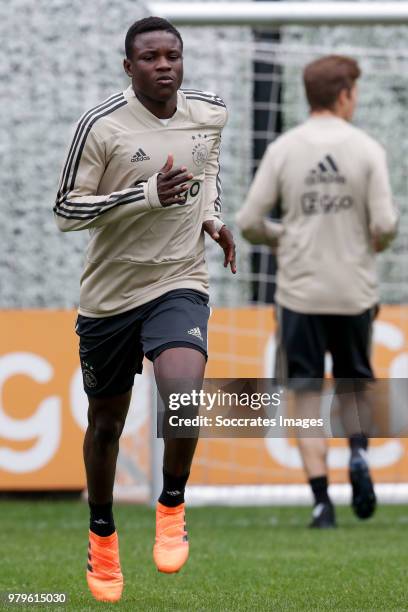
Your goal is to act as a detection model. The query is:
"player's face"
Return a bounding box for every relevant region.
[346,83,358,120]
[338,83,358,121]
[124,31,183,103]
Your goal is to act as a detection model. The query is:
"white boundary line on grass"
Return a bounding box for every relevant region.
[95,483,408,506]
[185,484,408,506]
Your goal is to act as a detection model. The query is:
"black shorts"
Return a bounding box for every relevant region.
[76,289,210,397]
[275,305,376,391]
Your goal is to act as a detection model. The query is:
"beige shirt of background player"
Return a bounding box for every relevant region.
[237,115,398,315]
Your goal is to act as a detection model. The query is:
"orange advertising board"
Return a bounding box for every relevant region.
[0,311,84,488]
[0,307,408,491]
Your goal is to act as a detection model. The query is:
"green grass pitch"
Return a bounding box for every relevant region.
[1,501,408,611]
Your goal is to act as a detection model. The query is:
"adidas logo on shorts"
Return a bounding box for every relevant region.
[187,327,203,341]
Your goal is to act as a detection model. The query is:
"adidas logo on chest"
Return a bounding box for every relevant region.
[305,154,346,185]
[131,148,150,162]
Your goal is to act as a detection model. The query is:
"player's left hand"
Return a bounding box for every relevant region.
[203,221,237,274]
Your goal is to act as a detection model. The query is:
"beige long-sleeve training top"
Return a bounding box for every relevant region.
[54,85,227,317]
[237,115,398,314]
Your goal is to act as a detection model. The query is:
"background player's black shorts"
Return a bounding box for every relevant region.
[275,305,376,391]
[76,289,210,397]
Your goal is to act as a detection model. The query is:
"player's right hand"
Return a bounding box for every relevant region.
[371,230,393,253]
[157,154,193,207]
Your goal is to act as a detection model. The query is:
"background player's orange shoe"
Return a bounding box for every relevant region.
[153,502,189,573]
[87,530,124,602]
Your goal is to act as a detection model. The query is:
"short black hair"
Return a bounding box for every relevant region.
[304,55,360,111]
[125,16,183,59]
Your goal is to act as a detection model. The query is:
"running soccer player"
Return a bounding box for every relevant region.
[54,17,236,602]
[237,55,397,528]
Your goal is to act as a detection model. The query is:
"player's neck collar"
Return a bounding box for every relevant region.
[124,85,182,124]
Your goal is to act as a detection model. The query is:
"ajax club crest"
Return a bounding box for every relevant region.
[192,134,209,166]
[81,360,98,389]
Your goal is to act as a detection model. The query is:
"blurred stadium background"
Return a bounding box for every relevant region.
[2,0,408,509]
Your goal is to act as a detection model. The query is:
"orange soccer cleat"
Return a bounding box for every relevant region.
[87,530,124,602]
[153,502,189,573]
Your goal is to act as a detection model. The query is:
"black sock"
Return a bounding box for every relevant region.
[158,470,189,507]
[349,433,368,453]
[89,501,115,537]
[309,476,331,506]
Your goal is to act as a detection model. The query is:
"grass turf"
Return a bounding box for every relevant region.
[0,501,407,611]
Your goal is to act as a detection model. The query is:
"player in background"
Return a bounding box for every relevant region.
[236,55,397,528]
[54,17,236,602]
